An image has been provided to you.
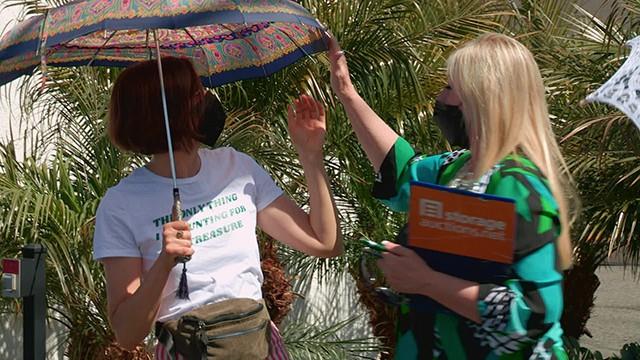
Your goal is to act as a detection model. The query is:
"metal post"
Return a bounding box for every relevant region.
[21,244,47,360]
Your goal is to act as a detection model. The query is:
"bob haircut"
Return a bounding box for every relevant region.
[108,57,204,155]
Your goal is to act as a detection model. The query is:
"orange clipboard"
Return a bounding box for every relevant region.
[408,181,516,264]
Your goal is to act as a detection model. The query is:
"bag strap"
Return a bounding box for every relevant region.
[156,321,209,360]
[155,321,180,360]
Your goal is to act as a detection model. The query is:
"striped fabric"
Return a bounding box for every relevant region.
[155,341,185,360]
[266,322,290,360]
[154,321,289,360]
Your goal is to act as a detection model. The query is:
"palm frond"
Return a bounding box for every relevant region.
[282,317,384,360]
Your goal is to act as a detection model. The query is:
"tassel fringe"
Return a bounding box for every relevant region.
[176,263,189,300]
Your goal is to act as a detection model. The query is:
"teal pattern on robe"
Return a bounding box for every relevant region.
[372,137,568,360]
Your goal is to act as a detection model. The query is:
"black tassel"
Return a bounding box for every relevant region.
[177,262,189,300]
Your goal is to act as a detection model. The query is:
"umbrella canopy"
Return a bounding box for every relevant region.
[585,36,640,131]
[0,0,328,87]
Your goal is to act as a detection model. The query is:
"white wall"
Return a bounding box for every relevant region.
[0,8,68,360]
[288,271,374,342]
[0,7,27,157]
[0,312,66,360]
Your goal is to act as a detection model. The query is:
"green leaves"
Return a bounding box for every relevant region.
[282,317,384,360]
[0,72,121,357]
[529,0,640,274]
[2,0,640,357]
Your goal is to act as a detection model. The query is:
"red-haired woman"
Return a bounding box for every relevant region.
[93,57,342,359]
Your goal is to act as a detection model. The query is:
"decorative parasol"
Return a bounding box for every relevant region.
[585,36,640,131]
[0,0,328,87]
[0,0,329,299]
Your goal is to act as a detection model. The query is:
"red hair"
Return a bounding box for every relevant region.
[108,57,204,155]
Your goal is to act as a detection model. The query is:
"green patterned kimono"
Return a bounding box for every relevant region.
[372,137,568,360]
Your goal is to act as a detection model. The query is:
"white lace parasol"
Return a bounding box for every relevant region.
[585,36,640,131]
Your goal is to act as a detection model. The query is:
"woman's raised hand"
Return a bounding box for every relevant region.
[327,35,356,101]
[287,95,327,158]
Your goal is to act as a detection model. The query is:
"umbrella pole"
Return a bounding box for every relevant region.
[153,29,191,299]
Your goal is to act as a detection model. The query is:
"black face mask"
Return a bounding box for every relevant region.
[199,92,227,147]
[432,99,469,148]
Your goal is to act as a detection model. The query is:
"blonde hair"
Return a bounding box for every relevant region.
[447,33,577,270]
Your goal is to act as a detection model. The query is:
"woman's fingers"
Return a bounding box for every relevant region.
[171,220,190,230]
[161,221,193,256]
[163,226,191,239]
[165,239,192,251]
[316,98,326,118]
[381,241,410,256]
[289,94,326,131]
[303,95,318,119]
[166,245,194,257]
[296,96,310,122]
[312,98,326,128]
[328,36,344,63]
[163,239,193,258]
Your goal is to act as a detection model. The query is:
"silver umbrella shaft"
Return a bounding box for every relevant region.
[153,30,190,267]
[153,29,178,189]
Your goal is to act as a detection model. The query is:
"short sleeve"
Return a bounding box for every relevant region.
[372,136,448,213]
[242,155,284,211]
[93,190,140,260]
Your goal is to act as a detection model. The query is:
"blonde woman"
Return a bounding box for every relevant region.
[327,33,575,359]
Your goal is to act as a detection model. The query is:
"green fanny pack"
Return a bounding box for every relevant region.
[156,298,271,359]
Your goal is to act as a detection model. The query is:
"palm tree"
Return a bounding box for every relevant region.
[0,64,384,358]
[0,67,141,358]
[506,0,640,339]
[2,0,640,358]
[260,1,514,356]
[297,0,640,349]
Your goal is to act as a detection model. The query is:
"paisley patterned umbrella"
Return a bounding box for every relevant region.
[0,0,329,299]
[0,0,328,87]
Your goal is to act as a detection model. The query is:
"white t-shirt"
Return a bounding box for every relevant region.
[93,147,283,322]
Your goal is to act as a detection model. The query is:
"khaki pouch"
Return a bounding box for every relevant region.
[157,298,270,359]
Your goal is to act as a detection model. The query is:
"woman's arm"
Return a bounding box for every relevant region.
[328,37,399,172]
[378,242,481,323]
[379,240,564,348]
[102,256,173,350]
[257,96,341,257]
[102,221,193,350]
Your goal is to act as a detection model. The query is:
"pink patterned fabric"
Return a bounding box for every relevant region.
[0,0,317,49]
[0,0,329,86]
[266,322,289,360]
[155,340,185,360]
[154,321,289,360]
[0,21,326,81]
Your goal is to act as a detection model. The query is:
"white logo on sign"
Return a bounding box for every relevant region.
[420,199,443,219]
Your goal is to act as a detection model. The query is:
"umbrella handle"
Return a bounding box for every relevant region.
[172,188,191,263]
[172,188,190,300]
